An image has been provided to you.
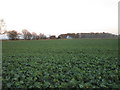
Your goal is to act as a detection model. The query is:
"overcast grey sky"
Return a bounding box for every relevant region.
[0,0,119,36]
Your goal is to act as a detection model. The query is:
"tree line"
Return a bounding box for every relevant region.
[6,30,118,40]
[7,29,47,40]
[0,19,119,40]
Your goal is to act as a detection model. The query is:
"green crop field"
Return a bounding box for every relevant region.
[2,39,119,88]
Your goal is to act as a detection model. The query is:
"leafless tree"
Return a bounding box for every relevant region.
[0,19,6,34]
[22,29,32,40]
[32,32,38,40]
[7,30,18,40]
[39,33,47,39]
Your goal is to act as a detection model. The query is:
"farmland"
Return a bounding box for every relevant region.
[2,39,119,88]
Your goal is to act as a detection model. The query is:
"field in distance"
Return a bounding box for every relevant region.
[2,39,119,88]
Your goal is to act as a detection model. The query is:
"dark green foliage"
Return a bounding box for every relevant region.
[2,39,119,88]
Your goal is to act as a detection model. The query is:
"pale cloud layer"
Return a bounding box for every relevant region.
[0,0,119,36]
